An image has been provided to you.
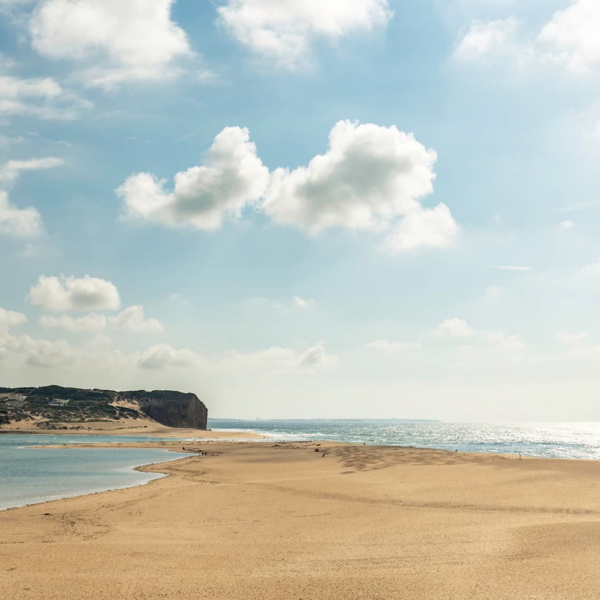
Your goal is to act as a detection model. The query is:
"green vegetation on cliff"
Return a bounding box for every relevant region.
[0,385,208,430]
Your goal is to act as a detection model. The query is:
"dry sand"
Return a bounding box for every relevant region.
[2,441,600,599]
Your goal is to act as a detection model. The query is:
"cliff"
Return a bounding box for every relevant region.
[0,385,208,430]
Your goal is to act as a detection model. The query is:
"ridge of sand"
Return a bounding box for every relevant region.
[0,418,264,439]
[2,441,600,599]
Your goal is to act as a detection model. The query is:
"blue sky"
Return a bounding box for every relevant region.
[2,0,600,420]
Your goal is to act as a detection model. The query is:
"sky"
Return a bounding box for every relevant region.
[2,0,600,421]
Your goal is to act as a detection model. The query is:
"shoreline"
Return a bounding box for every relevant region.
[0,423,266,440]
[3,441,600,598]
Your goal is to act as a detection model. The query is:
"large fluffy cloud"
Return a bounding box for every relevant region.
[30,0,193,88]
[264,121,438,231]
[0,190,43,237]
[264,120,459,250]
[119,121,459,252]
[218,0,392,69]
[28,275,121,312]
[118,126,269,230]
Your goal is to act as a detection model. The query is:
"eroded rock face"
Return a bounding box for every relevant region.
[131,391,208,429]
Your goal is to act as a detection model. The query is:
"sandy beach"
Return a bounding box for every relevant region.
[2,441,600,599]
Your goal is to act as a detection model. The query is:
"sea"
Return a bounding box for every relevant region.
[3,420,600,512]
[211,419,600,461]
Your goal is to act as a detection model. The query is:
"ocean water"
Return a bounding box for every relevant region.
[210,419,600,461]
[0,434,187,511]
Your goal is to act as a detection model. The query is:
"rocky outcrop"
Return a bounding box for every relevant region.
[128,390,208,429]
[0,386,208,430]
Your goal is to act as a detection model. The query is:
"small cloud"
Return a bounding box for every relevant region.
[436,318,474,338]
[555,331,590,344]
[366,340,421,352]
[28,274,121,312]
[0,190,43,238]
[558,220,574,230]
[454,16,521,63]
[109,305,164,334]
[0,157,65,187]
[577,260,600,275]
[137,344,201,370]
[297,342,338,369]
[0,306,27,332]
[39,313,107,333]
[483,285,503,300]
[486,330,525,351]
[293,296,315,309]
[491,265,533,272]
[217,0,392,70]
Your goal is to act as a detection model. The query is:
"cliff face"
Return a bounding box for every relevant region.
[0,386,208,430]
[129,390,208,430]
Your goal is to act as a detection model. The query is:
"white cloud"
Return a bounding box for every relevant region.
[118,126,269,230]
[577,260,600,275]
[8,334,76,368]
[223,342,338,374]
[110,305,164,334]
[0,74,90,121]
[218,0,392,69]
[455,1,600,76]
[0,157,64,186]
[28,274,121,312]
[297,342,338,369]
[454,16,520,62]
[264,121,455,242]
[556,331,591,344]
[118,120,458,252]
[383,204,459,252]
[293,296,315,309]
[537,0,600,74]
[436,318,474,338]
[0,190,43,238]
[39,313,107,333]
[0,307,27,332]
[486,330,525,352]
[30,0,194,88]
[366,339,421,352]
[137,344,202,370]
[491,265,532,271]
[559,219,574,230]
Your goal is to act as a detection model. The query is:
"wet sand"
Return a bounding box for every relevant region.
[2,441,600,599]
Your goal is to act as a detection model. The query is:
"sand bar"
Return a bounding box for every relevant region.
[2,441,600,599]
[0,418,265,439]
